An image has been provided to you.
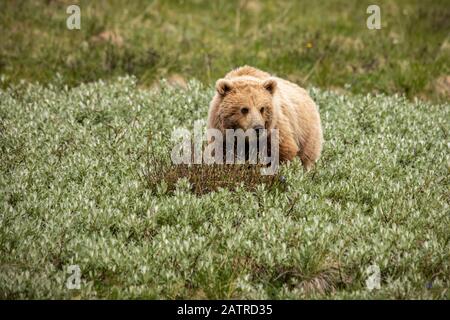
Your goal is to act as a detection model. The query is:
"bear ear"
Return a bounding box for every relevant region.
[262,78,277,95]
[216,79,233,96]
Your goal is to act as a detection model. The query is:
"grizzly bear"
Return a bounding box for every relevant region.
[207,66,323,170]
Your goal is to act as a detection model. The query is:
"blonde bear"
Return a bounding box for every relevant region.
[207,66,323,170]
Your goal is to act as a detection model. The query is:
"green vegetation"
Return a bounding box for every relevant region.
[1,78,448,299]
[1,0,449,101]
[1,0,449,300]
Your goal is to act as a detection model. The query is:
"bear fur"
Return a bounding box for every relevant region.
[207,66,323,170]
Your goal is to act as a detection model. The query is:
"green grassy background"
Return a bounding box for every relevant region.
[1,78,449,299]
[1,0,449,299]
[1,0,449,101]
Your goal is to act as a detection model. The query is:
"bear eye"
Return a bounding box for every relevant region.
[260,107,265,113]
[241,107,249,115]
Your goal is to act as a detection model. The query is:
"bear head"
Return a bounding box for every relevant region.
[214,77,278,132]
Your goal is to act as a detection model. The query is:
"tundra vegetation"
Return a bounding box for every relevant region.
[0,78,448,298]
[1,0,449,300]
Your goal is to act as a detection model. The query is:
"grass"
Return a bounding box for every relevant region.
[0,77,449,299]
[1,0,449,101]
